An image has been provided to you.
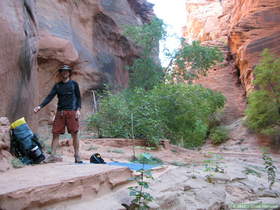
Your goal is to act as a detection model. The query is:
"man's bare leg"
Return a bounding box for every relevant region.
[51,133,60,155]
[44,133,62,162]
[72,132,82,162]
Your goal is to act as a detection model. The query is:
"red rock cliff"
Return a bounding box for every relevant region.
[184,0,280,93]
[183,0,223,42]
[227,0,280,93]
[0,0,38,127]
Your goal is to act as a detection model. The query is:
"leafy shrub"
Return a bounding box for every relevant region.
[88,91,131,138]
[150,83,225,148]
[245,49,280,138]
[88,83,225,148]
[209,126,229,145]
[88,88,166,145]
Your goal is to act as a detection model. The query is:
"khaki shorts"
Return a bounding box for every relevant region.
[52,111,79,134]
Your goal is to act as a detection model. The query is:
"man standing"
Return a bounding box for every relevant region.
[34,65,83,163]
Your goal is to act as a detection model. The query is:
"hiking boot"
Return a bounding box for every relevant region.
[74,155,83,164]
[44,154,63,163]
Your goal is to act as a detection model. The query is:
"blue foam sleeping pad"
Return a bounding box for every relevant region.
[107,162,160,170]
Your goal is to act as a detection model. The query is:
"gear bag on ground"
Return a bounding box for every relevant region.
[10,117,45,164]
[90,153,106,164]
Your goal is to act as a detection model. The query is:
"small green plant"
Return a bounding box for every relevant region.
[204,153,224,184]
[127,153,155,209]
[236,139,245,145]
[133,153,162,165]
[240,147,248,152]
[262,150,277,189]
[128,169,154,209]
[243,167,262,178]
[135,146,157,151]
[205,174,216,184]
[170,161,187,167]
[45,144,52,154]
[203,152,224,173]
[170,149,178,153]
[209,126,229,145]
[111,149,124,154]
[11,158,25,168]
[86,146,98,151]
[189,160,197,179]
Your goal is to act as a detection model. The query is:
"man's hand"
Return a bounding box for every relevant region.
[34,106,41,113]
[75,110,81,119]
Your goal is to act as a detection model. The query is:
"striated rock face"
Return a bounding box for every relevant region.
[183,0,223,42]
[0,117,12,173]
[36,0,154,126]
[0,0,38,127]
[226,0,280,93]
[184,0,280,94]
[0,0,154,129]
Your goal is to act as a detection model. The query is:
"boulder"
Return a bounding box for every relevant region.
[0,117,12,172]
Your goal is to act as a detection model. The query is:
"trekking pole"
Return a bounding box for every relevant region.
[131,113,136,159]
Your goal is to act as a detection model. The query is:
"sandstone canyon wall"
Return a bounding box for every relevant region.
[183,0,223,43]
[0,0,154,129]
[184,0,280,93]
[0,0,38,127]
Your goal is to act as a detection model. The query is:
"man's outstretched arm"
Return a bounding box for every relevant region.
[34,85,57,113]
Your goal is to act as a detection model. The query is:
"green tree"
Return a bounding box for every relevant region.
[124,19,223,89]
[165,40,223,83]
[124,18,166,90]
[246,49,280,139]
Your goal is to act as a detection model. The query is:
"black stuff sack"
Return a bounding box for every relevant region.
[90,153,106,164]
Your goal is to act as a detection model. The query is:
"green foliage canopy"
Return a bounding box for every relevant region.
[88,83,225,148]
[165,40,223,83]
[124,18,223,89]
[124,18,166,90]
[245,49,280,137]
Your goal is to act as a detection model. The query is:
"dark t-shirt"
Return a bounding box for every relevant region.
[40,80,81,111]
